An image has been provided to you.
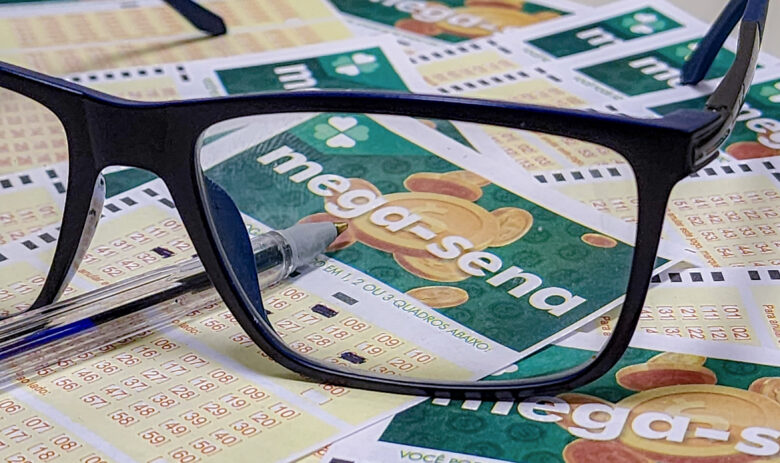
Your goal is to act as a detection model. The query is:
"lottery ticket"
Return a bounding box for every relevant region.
[56,35,431,100]
[396,29,780,173]
[0,168,547,462]
[324,328,780,463]
[0,311,419,463]
[0,123,590,462]
[199,108,691,363]
[0,163,67,246]
[0,39,415,198]
[575,266,780,353]
[501,0,704,64]
[0,87,68,176]
[0,3,774,462]
[0,0,353,74]
[529,156,780,267]
[177,36,497,153]
[178,35,432,97]
[538,27,779,103]
[0,35,436,181]
[0,110,689,463]
[65,66,189,102]
[0,388,122,463]
[0,176,510,462]
[611,67,780,163]
[400,39,617,170]
[326,0,587,52]
[406,36,575,97]
[530,161,684,243]
[0,177,195,313]
[447,29,780,173]
[404,24,777,101]
[0,58,199,176]
[648,157,780,267]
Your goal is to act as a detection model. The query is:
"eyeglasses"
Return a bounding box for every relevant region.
[0,0,767,400]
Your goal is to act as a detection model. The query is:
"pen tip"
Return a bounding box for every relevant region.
[334,222,349,236]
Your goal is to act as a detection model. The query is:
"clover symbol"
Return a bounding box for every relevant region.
[759,82,780,103]
[623,11,665,35]
[314,116,369,148]
[331,52,379,77]
[675,42,698,59]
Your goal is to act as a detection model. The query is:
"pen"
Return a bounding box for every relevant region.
[0,221,347,386]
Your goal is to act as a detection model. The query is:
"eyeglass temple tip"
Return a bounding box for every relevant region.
[163,0,228,37]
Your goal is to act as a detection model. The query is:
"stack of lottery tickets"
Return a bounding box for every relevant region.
[0,0,778,462]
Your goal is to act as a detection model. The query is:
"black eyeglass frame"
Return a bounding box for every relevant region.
[0,0,767,400]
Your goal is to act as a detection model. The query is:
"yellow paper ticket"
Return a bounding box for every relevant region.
[0,65,188,177]
[530,157,780,267]
[3,316,409,463]
[0,0,353,75]
[0,178,192,313]
[0,35,419,179]
[0,257,482,462]
[0,389,118,463]
[582,267,780,349]
[408,37,522,89]
[0,175,520,461]
[0,163,67,246]
[0,88,69,176]
[402,37,632,172]
[0,251,510,462]
[558,267,780,386]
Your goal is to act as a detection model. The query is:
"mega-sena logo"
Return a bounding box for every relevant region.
[433,352,780,460]
[254,135,590,318]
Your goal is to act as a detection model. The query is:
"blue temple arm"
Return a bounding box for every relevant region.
[681,0,748,85]
[163,0,227,36]
[690,0,768,167]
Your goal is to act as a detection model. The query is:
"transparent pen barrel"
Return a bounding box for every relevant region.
[252,231,294,290]
[0,230,295,387]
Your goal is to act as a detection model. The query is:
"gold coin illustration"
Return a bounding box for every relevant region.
[618,384,780,459]
[563,439,650,463]
[395,18,443,36]
[298,213,356,252]
[406,285,469,308]
[352,192,499,257]
[490,207,533,247]
[749,377,780,403]
[581,233,618,248]
[437,7,558,38]
[442,170,490,187]
[465,0,525,8]
[395,254,471,283]
[647,352,707,367]
[404,172,483,201]
[616,363,716,391]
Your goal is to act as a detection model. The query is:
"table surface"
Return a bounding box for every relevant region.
[576,0,780,56]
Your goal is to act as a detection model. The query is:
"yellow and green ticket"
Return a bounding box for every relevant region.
[0,0,353,74]
[326,327,780,463]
